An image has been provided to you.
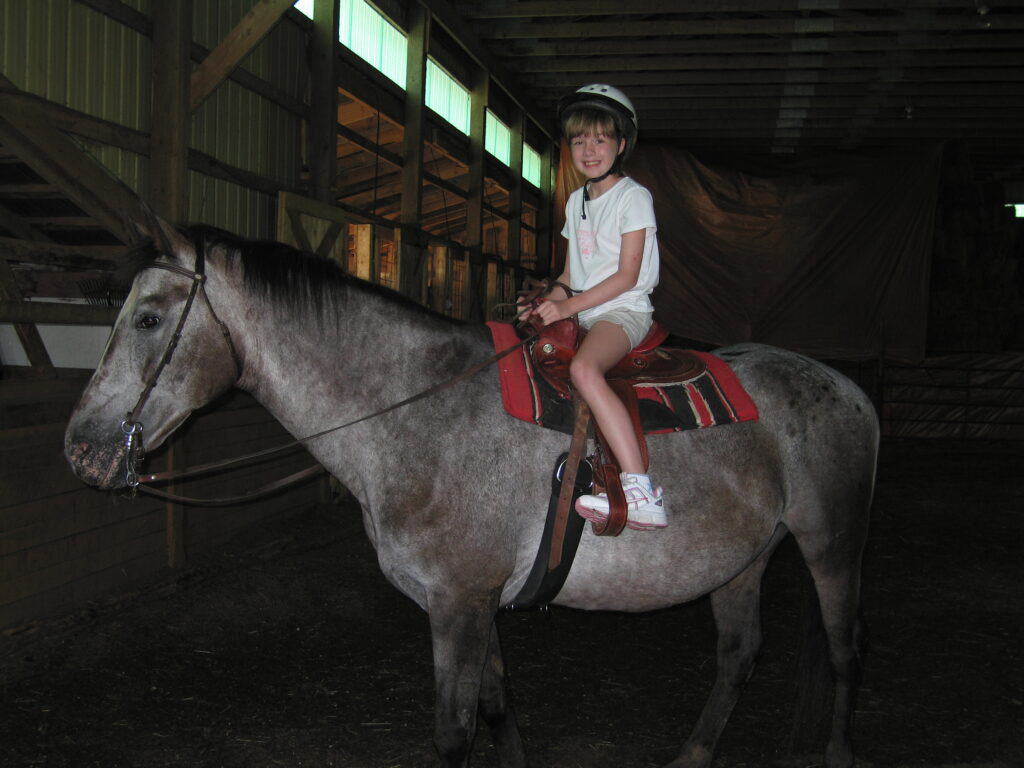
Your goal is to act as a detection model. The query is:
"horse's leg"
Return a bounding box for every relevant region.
[667,527,786,768]
[428,590,502,767]
[792,526,866,768]
[477,621,527,767]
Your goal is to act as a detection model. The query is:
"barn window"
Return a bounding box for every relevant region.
[295,0,408,89]
[485,110,511,166]
[426,60,470,134]
[522,143,541,188]
[1008,203,1024,218]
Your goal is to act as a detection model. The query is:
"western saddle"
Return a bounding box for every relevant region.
[520,280,704,541]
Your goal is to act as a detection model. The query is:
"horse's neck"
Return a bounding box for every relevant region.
[236,285,461,459]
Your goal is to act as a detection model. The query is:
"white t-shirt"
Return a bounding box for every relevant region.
[560,176,660,324]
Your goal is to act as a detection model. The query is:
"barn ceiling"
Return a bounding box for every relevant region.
[453,0,1024,188]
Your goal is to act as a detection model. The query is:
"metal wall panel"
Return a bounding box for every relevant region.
[188,171,275,240]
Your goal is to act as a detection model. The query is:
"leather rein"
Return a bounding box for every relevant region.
[121,253,541,506]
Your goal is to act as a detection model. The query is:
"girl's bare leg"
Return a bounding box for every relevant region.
[569,321,644,474]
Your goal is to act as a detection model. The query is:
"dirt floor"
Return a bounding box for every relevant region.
[2,438,1022,768]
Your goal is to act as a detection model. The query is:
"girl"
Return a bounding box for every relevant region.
[525,84,666,531]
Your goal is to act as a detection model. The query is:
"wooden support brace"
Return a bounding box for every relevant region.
[0,260,54,374]
[190,0,298,113]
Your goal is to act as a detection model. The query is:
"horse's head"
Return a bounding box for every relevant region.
[65,218,243,489]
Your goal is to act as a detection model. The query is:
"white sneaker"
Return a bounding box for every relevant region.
[575,473,668,530]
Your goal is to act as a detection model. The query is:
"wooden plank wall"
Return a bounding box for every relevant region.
[0,376,323,632]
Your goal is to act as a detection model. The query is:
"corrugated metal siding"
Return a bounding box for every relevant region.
[191,77,301,190]
[188,171,275,239]
[2,0,152,130]
[65,0,152,131]
[1,0,70,101]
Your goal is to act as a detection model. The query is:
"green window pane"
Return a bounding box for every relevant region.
[294,0,313,18]
[338,0,407,89]
[485,110,510,166]
[426,59,470,134]
[522,144,541,187]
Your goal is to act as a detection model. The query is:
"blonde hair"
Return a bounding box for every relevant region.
[563,108,620,142]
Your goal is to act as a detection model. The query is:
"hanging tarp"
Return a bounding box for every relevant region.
[555,142,943,362]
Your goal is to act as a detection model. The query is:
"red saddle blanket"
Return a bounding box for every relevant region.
[486,322,759,435]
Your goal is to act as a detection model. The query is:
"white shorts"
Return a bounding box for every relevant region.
[580,309,654,350]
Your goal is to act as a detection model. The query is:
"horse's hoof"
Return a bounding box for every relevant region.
[826,742,855,768]
[661,745,712,768]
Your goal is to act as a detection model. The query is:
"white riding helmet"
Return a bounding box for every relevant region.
[557,83,639,162]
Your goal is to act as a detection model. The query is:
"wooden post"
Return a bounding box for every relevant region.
[398,1,429,299]
[150,0,192,567]
[466,67,488,321]
[0,257,54,375]
[506,110,525,266]
[428,245,448,313]
[350,223,374,280]
[310,0,340,203]
[150,0,192,222]
[538,139,555,275]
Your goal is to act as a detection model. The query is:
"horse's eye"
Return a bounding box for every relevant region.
[137,314,161,330]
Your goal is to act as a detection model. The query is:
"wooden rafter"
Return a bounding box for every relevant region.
[0,75,148,244]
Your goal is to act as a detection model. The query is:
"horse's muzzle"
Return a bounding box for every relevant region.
[65,438,127,490]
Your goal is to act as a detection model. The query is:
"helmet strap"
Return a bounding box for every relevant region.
[581,167,617,220]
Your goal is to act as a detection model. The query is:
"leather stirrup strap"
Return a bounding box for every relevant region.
[548,397,591,570]
[590,432,628,537]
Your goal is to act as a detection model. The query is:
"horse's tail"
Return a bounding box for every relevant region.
[786,565,835,755]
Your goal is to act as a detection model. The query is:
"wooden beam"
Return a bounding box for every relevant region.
[475,14,1024,39]
[0,263,55,373]
[458,0,974,17]
[150,0,192,222]
[0,300,119,325]
[490,31,1024,58]
[310,0,340,203]
[464,67,488,322]
[399,2,430,299]
[513,51,1024,74]
[0,237,125,270]
[537,141,554,275]
[0,202,53,242]
[190,0,297,112]
[506,110,524,264]
[149,0,192,563]
[0,77,141,244]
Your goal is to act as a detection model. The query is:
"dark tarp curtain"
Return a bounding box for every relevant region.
[555,141,943,362]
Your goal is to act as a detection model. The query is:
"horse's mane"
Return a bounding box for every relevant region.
[123,224,456,325]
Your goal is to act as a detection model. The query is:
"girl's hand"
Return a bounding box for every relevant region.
[533,298,571,325]
[515,298,533,322]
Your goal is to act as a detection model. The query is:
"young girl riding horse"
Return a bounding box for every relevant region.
[523,84,666,530]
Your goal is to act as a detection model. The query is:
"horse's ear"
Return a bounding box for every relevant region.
[129,206,192,260]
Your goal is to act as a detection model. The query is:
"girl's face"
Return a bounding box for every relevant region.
[570,131,625,180]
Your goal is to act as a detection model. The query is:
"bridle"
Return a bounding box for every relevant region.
[121,248,243,488]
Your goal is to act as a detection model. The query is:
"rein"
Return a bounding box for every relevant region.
[122,257,547,506]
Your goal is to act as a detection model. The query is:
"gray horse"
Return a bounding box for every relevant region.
[65,221,878,768]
